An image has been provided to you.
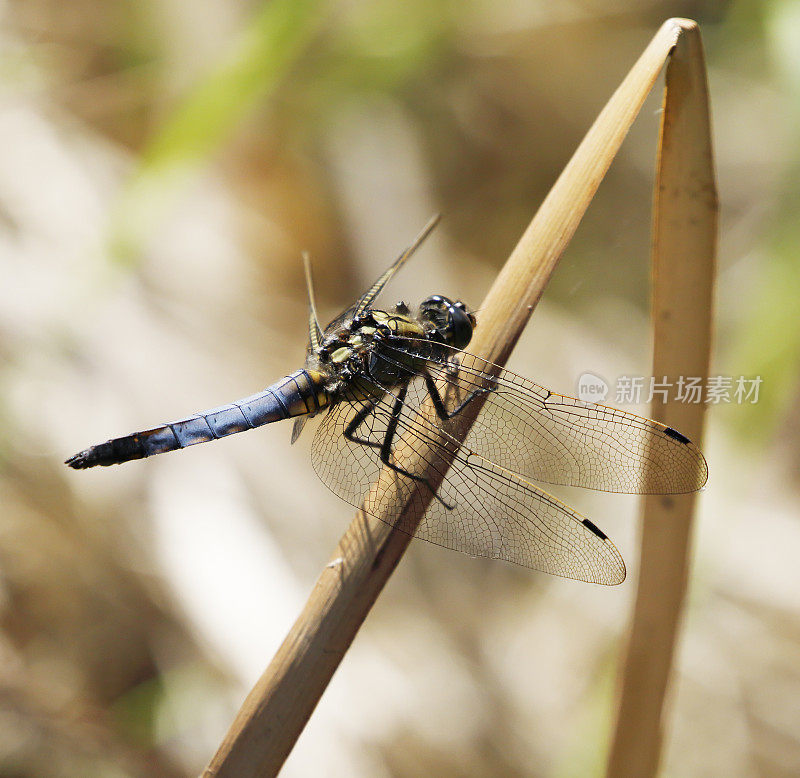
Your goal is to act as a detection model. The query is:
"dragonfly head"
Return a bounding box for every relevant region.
[419,295,476,351]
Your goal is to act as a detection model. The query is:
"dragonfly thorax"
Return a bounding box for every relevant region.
[310,299,460,399]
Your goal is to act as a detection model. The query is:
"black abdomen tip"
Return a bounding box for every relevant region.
[65,444,111,469]
[65,450,92,469]
[65,436,146,469]
[65,442,115,469]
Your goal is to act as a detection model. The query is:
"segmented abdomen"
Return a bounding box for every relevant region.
[65,369,328,469]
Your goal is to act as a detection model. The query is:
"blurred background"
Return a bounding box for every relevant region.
[1,0,798,775]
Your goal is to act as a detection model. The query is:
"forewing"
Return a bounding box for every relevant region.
[353,215,440,317]
[311,386,625,584]
[376,339,708,495]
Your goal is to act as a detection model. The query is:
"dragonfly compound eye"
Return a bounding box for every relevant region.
[420,295,474,350]
[448,301,474,351]
[454,300,477,329]
[419,295,448,321]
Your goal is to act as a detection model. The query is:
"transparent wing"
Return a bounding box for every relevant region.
[375,338,708,495]
[311,385,626,584]
[353,215,440,317]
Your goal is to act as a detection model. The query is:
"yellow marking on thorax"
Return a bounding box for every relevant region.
[372,310,426,338]
[330,346,351,364]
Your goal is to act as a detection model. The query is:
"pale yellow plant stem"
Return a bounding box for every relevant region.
[606,21,717,778]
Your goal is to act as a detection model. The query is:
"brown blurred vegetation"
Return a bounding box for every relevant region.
[1,1,799,776]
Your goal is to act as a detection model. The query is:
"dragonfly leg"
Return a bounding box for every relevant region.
[344,387,453,510]
[379,384,453,510]
[423,371,490,421]
[343,399,383,450]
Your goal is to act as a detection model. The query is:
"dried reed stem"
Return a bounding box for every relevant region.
[204,19,691,777]
[606,20,717,778]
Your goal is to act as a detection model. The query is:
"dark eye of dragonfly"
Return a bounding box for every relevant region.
[419,295,475,351]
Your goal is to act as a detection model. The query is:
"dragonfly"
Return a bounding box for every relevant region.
[66,216,708,585]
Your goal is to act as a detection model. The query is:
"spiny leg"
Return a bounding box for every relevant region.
[423,370,491,421]
[344,399,382,449]
[345,386,453,510]
[381,383,454,510]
